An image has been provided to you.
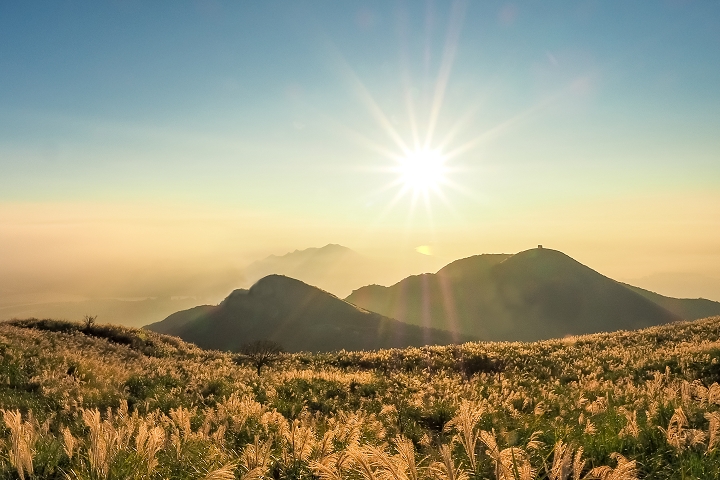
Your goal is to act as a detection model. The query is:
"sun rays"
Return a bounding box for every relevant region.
[319,4,472,230]
[317,0,560,243]
[396,148,447,195]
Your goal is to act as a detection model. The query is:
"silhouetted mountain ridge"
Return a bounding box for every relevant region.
[145,274,468,352]
[241,244,444,298]
[621,283,720,320]
[346,248,682,341]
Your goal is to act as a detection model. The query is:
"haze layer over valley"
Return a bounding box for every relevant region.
[0,243,444,327]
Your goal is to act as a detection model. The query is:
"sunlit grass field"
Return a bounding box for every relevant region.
[1,316,720,479]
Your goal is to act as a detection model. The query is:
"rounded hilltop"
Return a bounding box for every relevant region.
[147,274,466,353]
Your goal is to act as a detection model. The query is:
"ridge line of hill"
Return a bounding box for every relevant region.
[345,247,686,342]
[149,247,720,351]
[145,274,471,352]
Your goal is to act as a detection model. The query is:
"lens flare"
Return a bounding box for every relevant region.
[398,149,446,193]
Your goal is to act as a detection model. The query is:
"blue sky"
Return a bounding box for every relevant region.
[1,1,719,299]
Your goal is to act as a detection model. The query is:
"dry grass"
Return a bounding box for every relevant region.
[1,316,720,478]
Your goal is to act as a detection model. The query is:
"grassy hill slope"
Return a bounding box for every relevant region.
[346,248,680,341]
[146,274,468,352]
[1,316,720,478]
[0,296,203,328]
[622,282,720,320]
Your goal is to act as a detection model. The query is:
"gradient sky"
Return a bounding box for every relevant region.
[1,1,720,302]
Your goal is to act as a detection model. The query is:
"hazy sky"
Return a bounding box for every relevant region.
[1,1,719,301]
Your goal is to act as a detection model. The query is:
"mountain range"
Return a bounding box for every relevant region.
[145,274,467,352]
[242,244,443,298]
[0,244,439,327]
[621,283,720,321]
[346,247,692,341]
[148,246,720,351]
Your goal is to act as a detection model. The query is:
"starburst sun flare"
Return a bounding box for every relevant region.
[397,149,447,194]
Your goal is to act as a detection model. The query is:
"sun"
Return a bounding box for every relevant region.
[398,149,447,194]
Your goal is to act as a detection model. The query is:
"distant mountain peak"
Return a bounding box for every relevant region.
[241,245,374,298]
[321,243,353,251]
[270,244,356,259]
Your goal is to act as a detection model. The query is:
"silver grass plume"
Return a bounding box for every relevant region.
[202,462,238,480]
[2,410,35,480]
[430,444,469,480]
[586,453,638,480]
[444,401,484,472]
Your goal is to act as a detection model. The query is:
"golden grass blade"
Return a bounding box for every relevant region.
[202,462,238,480]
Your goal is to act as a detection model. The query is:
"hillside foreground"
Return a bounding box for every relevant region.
[1,317,720,479]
